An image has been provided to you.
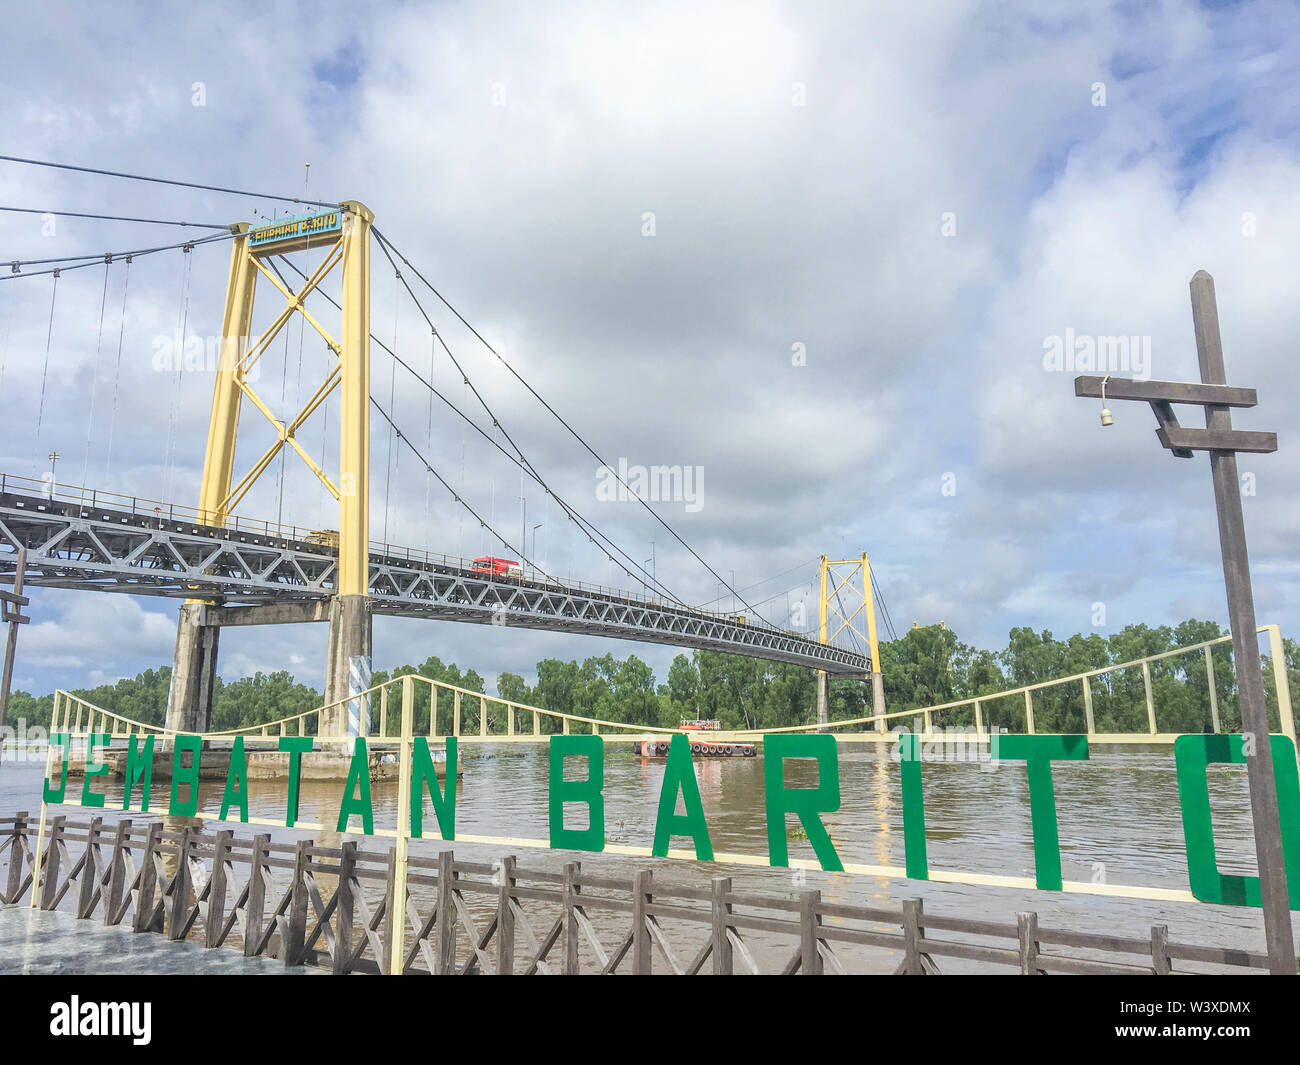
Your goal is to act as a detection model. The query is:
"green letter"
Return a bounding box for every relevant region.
[336,737,374,834]
[169,735,202,817]
[764,734,843,872]
[43,732,71,803]
[411,738,457,840]
[123,735,154,812]
[80,733,112,809]
[548,735,604,852]
[220,736,250,823]
[1175,733,1300,907]
[898,732,928,880]
[652,734,713,860]
[993,734,1089,890]
[278,736,314,828]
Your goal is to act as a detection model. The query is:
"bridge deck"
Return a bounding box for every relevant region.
[0,485,870,675]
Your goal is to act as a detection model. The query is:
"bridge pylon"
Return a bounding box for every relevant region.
[817,553,886,729]
[166,202,374,740]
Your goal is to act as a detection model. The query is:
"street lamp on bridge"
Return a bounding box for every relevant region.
[1073,269,1294,975]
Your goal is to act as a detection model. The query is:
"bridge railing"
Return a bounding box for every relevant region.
[45,673,682,749]
[2,812,1265,974]
[43,624,1293,750]
[743,623,1294,746]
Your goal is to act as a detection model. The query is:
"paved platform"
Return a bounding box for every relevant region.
[0,906,321,975]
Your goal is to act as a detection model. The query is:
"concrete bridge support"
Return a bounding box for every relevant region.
[166,603,221,736]
[166,598,360,738]
[323,595,372,737]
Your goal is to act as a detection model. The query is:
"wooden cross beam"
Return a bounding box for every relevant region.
[1073,376,1278,457]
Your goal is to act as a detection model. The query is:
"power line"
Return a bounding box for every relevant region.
[0,206,231,230]
[371,225,774,626]
[0,154,338,209]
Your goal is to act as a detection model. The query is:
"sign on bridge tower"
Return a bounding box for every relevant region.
[168,202,374,739]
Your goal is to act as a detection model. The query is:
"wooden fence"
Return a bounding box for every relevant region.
[0,812,1268,975]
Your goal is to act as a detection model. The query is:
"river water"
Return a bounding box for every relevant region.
[0,744,1271,972]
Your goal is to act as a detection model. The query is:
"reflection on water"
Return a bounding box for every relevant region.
[0,745,1271,964]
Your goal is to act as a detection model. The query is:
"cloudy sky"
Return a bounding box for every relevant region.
[1,0,1298,699]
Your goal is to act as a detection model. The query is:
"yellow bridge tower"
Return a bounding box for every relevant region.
[167,203,374,739]
[817,553,886,728]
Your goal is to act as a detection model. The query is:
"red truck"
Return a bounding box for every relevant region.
[471,556,524,578]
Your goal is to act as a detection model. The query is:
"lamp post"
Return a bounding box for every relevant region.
[1074,270,1294,974]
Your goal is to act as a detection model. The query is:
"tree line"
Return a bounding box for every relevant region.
[4,619,1293,736]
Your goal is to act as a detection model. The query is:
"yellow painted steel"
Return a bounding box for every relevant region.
[194,202,369,587]
[198,225,256,527]
[818,553,879,665]
[389,674,414,975]
[338,201,373,596]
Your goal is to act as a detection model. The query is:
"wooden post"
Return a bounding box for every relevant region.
[5,811,26,904]
[40,815,64,911]
[1023,690,1035,733]
[1190,271,1293,972]
[799,889,822,975]
[244,833,269,957]
[381,846,398,974]
[562,861,581,975]
[435,849,456,975]
[1151,924,1171,975]
[134,821,162,933]
[900,898,926,975]
[103,818,129,925]
[76,816,102,919]
[497,855,516,976]
[632,869,653,975]
[388,673,414,976]
[168,826,192,940]
[1081,676,1095,736]
[285,838,310,966]
[207,829,231,949]
[711,876,733,975]
[1017,912,1040,974]
[334,840,356,975]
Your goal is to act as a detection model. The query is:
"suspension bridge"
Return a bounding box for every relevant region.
[0,158,887,739]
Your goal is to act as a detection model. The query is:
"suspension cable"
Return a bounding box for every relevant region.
[369,396,542,573]
[1,229,235,276]
[0,154,338,208]
[276,253,684,605]
[32,269,60,469]
[103,257,132,481]
[162,246,195,500]
[367,237,683,604]
[80,259,112,486]
[371,225,771,624]
[0,206,231,229]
